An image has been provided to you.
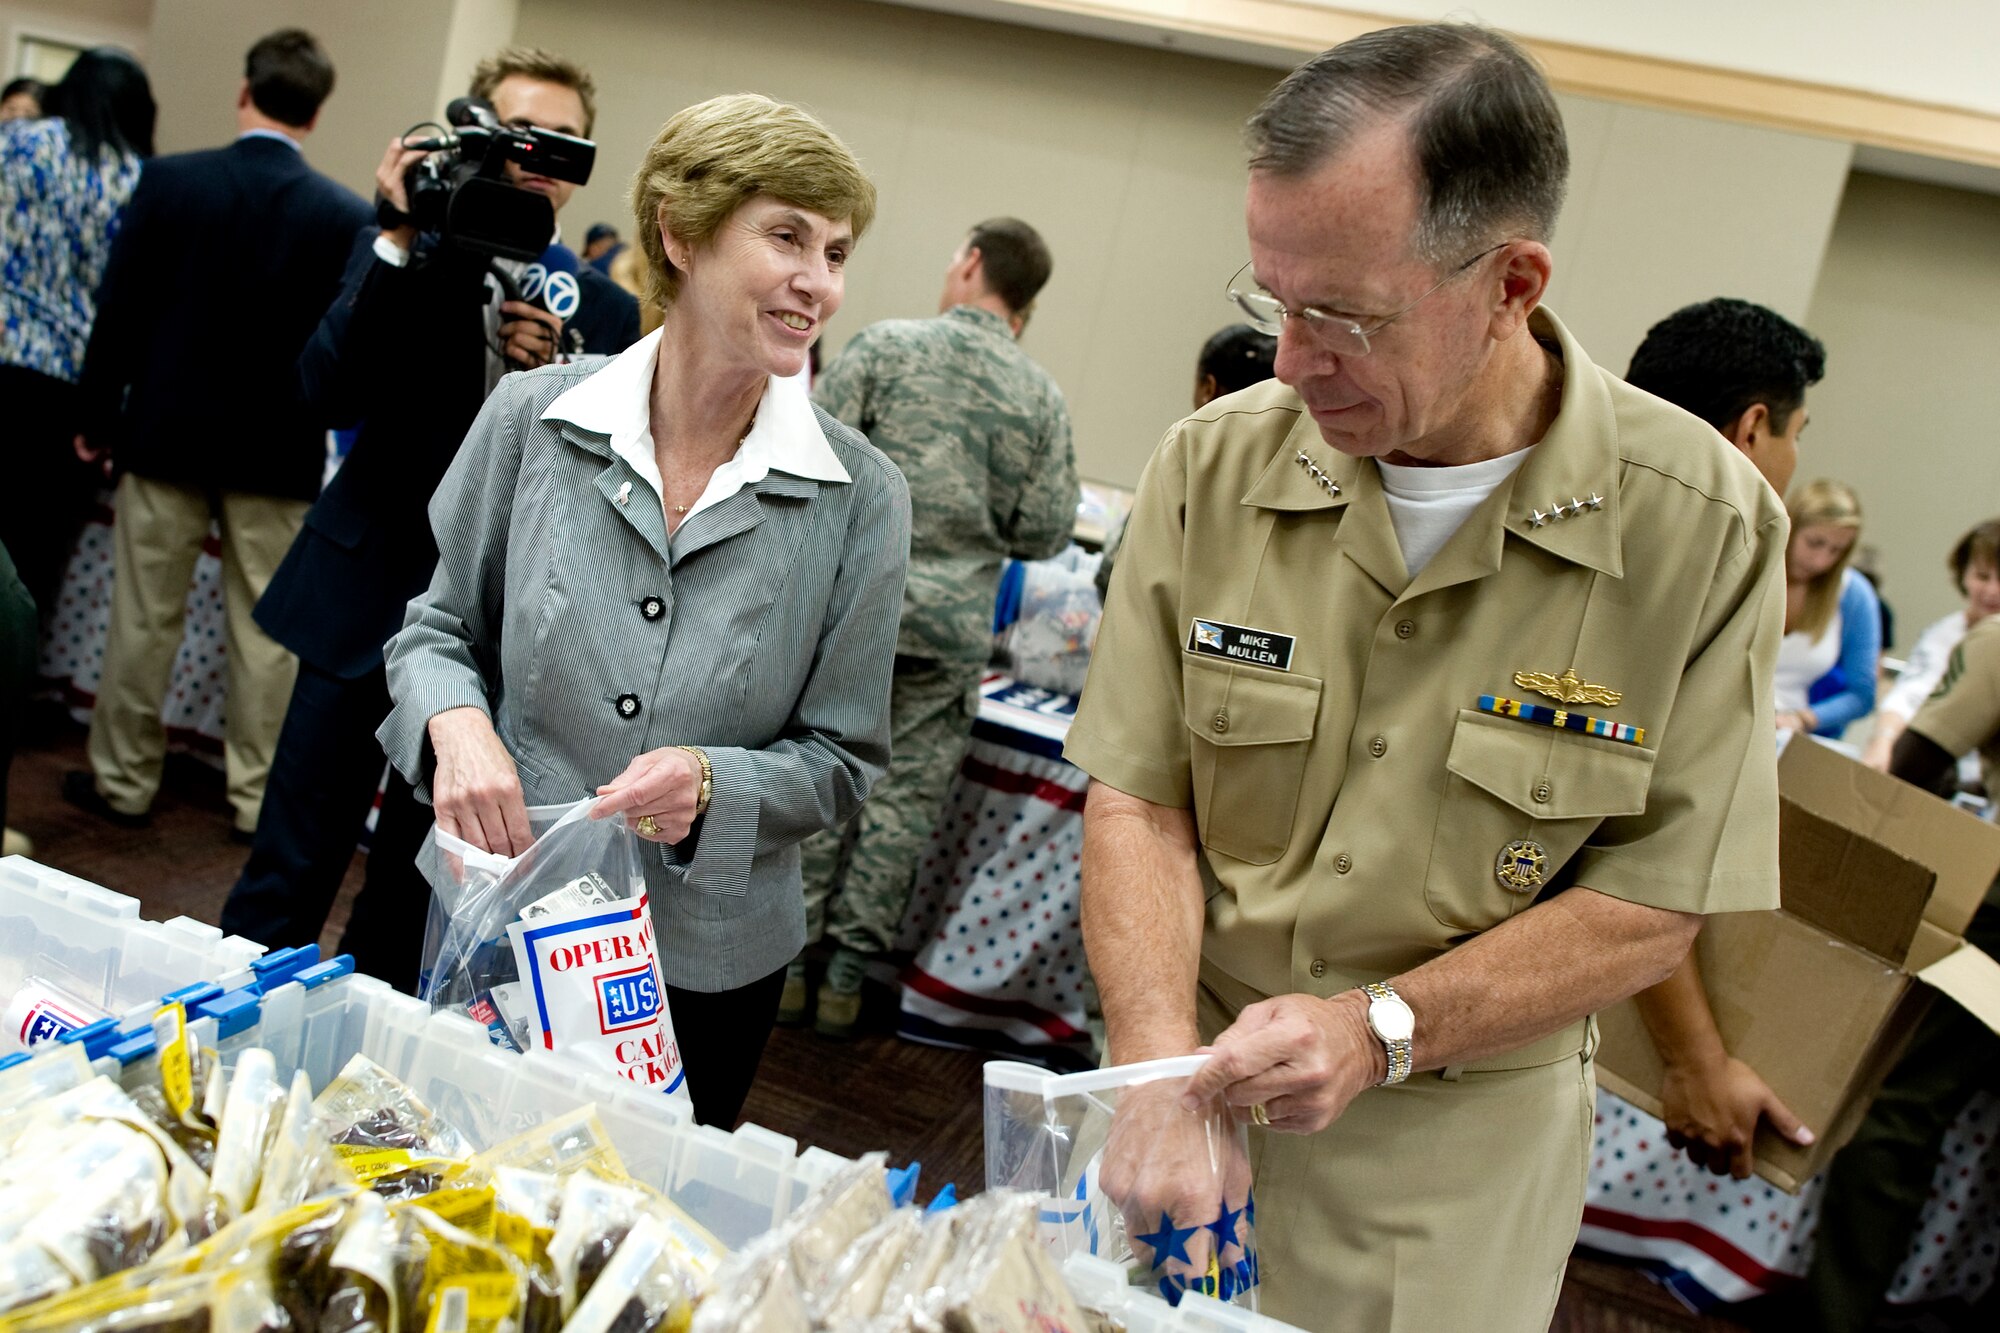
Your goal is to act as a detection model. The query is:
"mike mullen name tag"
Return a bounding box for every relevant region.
[1187,617,1296,671]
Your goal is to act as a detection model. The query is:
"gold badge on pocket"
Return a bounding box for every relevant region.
[1495,839,1549,893]
[1513,668,1621,706]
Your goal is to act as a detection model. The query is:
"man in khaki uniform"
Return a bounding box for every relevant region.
[1065,24,1786,1331]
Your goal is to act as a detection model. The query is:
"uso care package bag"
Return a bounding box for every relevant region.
[983,1055,1258,1309]
[417,798,690,1106]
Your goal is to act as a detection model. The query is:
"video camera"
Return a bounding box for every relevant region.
[400,97,595,262]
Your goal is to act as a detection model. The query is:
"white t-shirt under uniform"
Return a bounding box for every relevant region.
[1377,447,1535,578]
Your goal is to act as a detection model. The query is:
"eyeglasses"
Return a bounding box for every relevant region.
[1225,243,1508,356]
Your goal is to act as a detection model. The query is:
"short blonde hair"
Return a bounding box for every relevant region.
[1788,478,1863,642]
[629,93,876,310]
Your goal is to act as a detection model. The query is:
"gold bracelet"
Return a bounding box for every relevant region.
[677,746,712,819]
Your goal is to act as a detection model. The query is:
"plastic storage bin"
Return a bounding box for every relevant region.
[0,854,266,1022]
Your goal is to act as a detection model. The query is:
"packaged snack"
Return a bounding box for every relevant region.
[560,1216,695,1333]
[313,1055,473,1202]
[810,1208,924,1323]
[322,1192,401,1333]
[205,1049,285,1226]
[686,1237,810,1333]
[773,1153,891,1294]
[925,1193,1093,1333]
[255,1070,333,1212]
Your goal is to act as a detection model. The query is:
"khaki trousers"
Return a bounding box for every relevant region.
[87,473,306,831]
[1198,967,1594,1333]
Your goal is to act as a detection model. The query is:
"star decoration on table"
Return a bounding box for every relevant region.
[1135,1212,1201,1268]
[1206,1199,1246,1247]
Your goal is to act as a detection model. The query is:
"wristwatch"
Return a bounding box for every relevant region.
[1361,982,1415,1085]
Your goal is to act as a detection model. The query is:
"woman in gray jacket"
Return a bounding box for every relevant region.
[380,94,909,1127]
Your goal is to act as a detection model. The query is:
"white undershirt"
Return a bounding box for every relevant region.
[1377,447,1535,577]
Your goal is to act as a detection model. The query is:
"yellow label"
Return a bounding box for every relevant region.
[493,1213,537,1265]
[331,1145,460,1183]
[151,1003,192,1122]
[421,1240,519,1333]
[404,1186,498,1241]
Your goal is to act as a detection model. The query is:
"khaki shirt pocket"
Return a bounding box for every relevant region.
[1426,709,1658,933]
[1182,656,1323,866]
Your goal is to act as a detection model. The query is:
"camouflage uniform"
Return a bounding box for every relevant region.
[803,305,1078,982]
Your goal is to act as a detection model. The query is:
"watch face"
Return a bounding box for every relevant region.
[1370,996,1415,1043]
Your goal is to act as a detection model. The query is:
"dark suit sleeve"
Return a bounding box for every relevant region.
[77,171,163,448]
[574,266,641,354]
[300,228,488,429]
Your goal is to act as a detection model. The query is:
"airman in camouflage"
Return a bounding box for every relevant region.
[797,218,1078,1036]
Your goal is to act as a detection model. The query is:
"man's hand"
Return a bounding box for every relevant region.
[374,134,426,255]
[592,747,704,842]
[1099,1078,1254,1292]
[498,300,562,370]
[72,434,112,482]
[1181,991,1385,1134]
[428,706,532,856]
[1661,1053,1814,1179]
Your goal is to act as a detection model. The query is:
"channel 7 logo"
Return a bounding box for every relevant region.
[595,963,661,1035]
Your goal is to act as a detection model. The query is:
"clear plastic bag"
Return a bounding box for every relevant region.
[419,799,690,1107]
[983,1056,1258,1309]
[1001,549,1104,697]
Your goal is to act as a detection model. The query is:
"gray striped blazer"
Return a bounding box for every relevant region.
[379,359,911,992]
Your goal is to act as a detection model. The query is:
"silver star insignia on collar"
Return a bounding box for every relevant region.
[1529,508,1549,528]
[1586,493,1604,510]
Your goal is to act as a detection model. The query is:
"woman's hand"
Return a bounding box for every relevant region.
[592,747,704,842]
[1776,708,1817,733]
[427,706,532,855]
[1660,1052,1813,1179]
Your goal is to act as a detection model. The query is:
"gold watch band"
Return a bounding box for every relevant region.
[677,746,712,818]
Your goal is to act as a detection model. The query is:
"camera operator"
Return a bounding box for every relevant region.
[220,47,637,990]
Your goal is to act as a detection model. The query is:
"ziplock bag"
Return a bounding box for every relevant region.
[983,1055,1258,1309]
[419,798,690,1106]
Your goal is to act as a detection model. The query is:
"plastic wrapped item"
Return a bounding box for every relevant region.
[926,1192,1094,1333]
[984,1057,1257,1309]
[560,1215,696,1333]
[1000,549,1104,697]
[686,1236,810,1333]
[773,1152,891,1295]
[418,800,689,1107]
[204,1049,286,1227]
[312,1054,473,1202]
[256,1070,334,1213]
[810,1207,925,1324]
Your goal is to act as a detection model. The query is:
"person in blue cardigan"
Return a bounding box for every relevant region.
[1774,479,1879,738]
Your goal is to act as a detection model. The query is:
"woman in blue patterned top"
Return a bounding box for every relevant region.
[0,48,154,615]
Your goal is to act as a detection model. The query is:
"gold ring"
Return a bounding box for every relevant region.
[635,815,659,837]
[1250,1103,1271,1127]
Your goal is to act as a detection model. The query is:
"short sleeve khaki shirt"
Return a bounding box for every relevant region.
[1065,307,1788,1001]
[1910,616,2000,790]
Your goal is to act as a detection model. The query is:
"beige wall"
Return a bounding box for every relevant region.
[1546,95,1852,374]
[143,0,460,198]
[519,0,1863,488]
[1801,172,2000,648]
[0,0,151,70]
[515,0,1276,487]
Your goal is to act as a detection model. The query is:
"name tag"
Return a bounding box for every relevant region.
[1187,617,1296,671]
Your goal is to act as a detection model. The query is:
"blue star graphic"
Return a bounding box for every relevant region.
[1206,1200,1246,1247]
[1245,1191,1257,1227]
[1134,1213,1200,1268]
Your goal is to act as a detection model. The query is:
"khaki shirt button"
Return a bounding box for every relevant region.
[1212,710,1230,734]
[1534,780,1552,803]
[1369,735,1388,758]
[1395,619,1416,639]
[1309,958,1328,979]
[1334,853,1353,874]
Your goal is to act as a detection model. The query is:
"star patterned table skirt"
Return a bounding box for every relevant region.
[37,498,230,754]
[895,676,1096,1070]
[1579,1089,1999,1310]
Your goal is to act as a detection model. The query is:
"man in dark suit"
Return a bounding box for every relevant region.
[219,46,638,990]
[69,29,372,840]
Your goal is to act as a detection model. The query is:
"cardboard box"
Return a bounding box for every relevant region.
[1595,737,2000,1192]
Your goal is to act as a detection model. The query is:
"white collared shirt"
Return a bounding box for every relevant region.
[541,327,849,526]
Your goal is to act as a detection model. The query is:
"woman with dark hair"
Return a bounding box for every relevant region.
[0,49,155,615]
